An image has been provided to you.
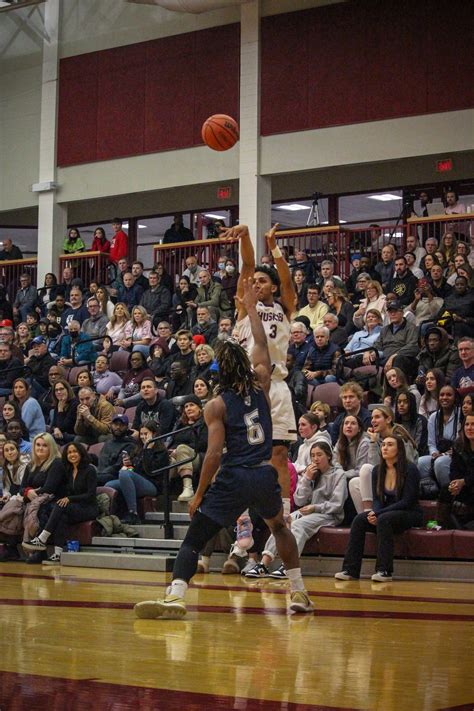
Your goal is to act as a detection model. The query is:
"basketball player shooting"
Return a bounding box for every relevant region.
[220,223,297,555]
[134,278,313,618]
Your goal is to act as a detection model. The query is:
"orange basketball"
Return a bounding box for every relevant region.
[201,114,239,151]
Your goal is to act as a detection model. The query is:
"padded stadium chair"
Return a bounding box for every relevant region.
[316,526,408,557]
[452,531,474,560]
[406,529,454,559]
[88,442,105,458]
[110,350,130,375]
[306,384,315,410]
[124,406,136,423]
[312,382,341,409]
[68,366,88,385]
[419,500,439,526]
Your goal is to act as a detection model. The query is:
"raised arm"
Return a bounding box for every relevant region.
[219,224,254,319]
[235,278,271,394]
[265,223,296,320]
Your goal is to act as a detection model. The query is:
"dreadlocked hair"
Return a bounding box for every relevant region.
[214,339,260,397]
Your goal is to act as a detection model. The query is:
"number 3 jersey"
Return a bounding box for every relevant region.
[237,300,290,381]
[221,388,273,467]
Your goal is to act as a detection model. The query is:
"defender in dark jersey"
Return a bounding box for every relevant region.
[134,280,314,619]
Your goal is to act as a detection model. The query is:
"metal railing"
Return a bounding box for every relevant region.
[0,258,38,301]
[153,238,239,287]
[406,213,473,244]
[59,251,110,287]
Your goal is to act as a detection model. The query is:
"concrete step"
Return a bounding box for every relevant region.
[145,511,189,524]
[60,550,175,571]
[134,524,188,540]
[172,500,189,514]
[91,536,182,551]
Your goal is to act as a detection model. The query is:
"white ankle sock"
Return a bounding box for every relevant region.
[286,567,305,592]
[282,498,291,516]
[168,578,188,599]
[39,530,50,544]
[201,555,210,566]
[54,546,62,556]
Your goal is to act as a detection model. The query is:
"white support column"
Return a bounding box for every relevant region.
[36,0,66,285]
[239,0,271,264]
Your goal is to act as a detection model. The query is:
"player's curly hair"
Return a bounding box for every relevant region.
[214,339,260,397]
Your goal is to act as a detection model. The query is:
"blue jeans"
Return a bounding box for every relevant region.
[309,374,337,386]
[106,468,157,513]
[418,454,452,489]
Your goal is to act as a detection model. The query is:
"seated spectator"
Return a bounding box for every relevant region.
[0,342,23,397]
[394,391,428,455]
[330,381,372,444]
[169,330,194,373]
[327,288,354,334]
[437,277,474,341]
[335,435,422,582]
[193,377,211,405]
[292,413,332,476]
[211,316,234,348]
[163,214,194,245]
[246,442,346,579]
[91,226,111,255]
[0,400,29,438]
[451,337,474,396]
[437,413,474,528]
[334,415,370,480]
[24,336,56,397]
[59,320,97,367]
[182,255,202,285]
[462,392,474,420]
[113,351,155,407]
[323,313,348,348]
[82,297,108,342]
[345,309,383,354]
[0,237,23,261]
[23,442,97,564]
[140,270,171,325]
[191,307,218,345]
[62,287,89,328]
[316,260,346,293]
[26,311,40,338]
[148,340,171,380]
[292,269,308,310]
[407,279,443,327]
[293,249,317,284]
[95,285,114,321]
[297,284,328,331]
[37,273,60,314]
[0,286,14,323]
[309,401,331,434]
[96,414,136,485]
[374,245,395,291]
[109,257,129,295]
[106,421,170,525]
[172,276,198,331]
[63,228,85,254]
[348,271,371,309]
[349,406,418,513]
[92,354,122,398]
[364,299,418,371]
[13,273,39,323]
[75,370,95,391]
[131,261,149,291]
[418,385,462,494]
[6,419,32,454]
[154,263,174,295]
[446,255,470,286]
[195,270,232,320]
[50,379,79,446]
[190,344,215,382]
[419,368,445,419]
[219,258,239,304]
[122,305,152,356]
[405,252,424,280]
[382,367,421,409]
[47,293,69,328]
[164,361,193,399]
[0,439,30,504]
[132,377,176,438]
[405,234,426,268]
[106,302,131,349]
[417,327,460,386]
[168,395,208,502]
[288,321,312,370]
[118,272,143,312]
[12,378,46,439]
[353,280,386,329]
[285,353,307,422]
[387,256,418,306]
[303,326,340,385]
[74,386,114,445]
[428,263,451,299]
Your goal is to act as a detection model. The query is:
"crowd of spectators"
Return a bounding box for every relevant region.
[0,213,473,577]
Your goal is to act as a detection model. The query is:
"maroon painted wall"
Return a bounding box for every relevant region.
[57,24,240,167]
[260,0,474,135]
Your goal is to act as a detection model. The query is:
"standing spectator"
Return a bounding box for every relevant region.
[0,237,23,261]
[162,214,194,245]
[131,261,149,291]
[335,435,422,582]
[293,269,308,310]
[141,270,171,323]
[0,286,14,323]
[109,218,128,264]
[12,378,46,438]
[23,442,98,564]
[74,387,114,445]
[118,272,143,312]
[82,297,108,341]
[59,321,97,367]
[13,273,38,322]
[91,227,111,254]
[220,258,239,304]
[63,228,85,254]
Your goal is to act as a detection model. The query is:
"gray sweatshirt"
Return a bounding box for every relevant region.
[334,433,370,479]
[293,463,347,520]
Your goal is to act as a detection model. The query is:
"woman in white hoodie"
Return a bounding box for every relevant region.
[292,413,332,476]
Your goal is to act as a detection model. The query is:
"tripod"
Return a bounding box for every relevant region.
[306,195,321,227]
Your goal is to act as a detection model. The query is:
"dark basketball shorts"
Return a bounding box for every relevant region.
[199,464,282,528]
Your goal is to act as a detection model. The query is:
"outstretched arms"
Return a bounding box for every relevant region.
[265,224,296,320]
[220,224,255,319]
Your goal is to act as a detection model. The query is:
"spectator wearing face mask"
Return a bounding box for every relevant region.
[58,321,97,367]
[219,258,239,303]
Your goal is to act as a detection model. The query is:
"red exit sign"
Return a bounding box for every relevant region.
[436,158,453,172]
[217,186,232,200]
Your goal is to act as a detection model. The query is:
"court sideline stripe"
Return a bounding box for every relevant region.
[1,597,474,621]
[1,570,473,607]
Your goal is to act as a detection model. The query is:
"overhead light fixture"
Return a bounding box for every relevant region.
[122,222,147,229]
[274,204,311,212]
[367,194,401,202]
[339,220,347,224]
[204,213,225,219]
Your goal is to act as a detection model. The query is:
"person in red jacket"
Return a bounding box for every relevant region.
[109,218,128,264]
[91,227,111,255]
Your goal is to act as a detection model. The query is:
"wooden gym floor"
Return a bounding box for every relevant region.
[0,563,473,710]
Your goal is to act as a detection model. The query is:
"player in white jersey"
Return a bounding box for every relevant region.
[221,224,297,541]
